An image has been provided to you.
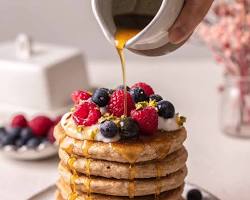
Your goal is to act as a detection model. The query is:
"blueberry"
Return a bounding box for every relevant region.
[0,127,6,141]
[7,127,21,139]
[108,89,115,95]
[116,85,130,91]
[15,139,25,148]
[101,88,114,95]
[0,133,5,143]
[26,138,41,149]
[20,128,33,143]
[100,88,110,93]
[41,137,50,144]
[130,87,149,103]
[120,117,139,139]
[1,135,15,146]
[92,88,110,107]
[0,127,5,133]
[157,100,175,119]
[0,127,21,146]
[187,189,203,200]
[100,121,119,138]
[149,94,163,102]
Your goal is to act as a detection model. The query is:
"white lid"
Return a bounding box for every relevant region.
[0,40,81,69]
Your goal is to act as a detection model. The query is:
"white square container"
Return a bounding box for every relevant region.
[0,41,89,116]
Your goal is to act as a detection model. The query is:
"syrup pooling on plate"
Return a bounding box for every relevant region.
[115,28,140,116]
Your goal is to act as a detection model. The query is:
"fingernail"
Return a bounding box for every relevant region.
[169,27,186,44]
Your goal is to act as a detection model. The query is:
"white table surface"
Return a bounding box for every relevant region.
[0,58,249,200]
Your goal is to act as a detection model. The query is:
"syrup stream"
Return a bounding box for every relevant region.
[115,28,140,116]
[62,20,172,199]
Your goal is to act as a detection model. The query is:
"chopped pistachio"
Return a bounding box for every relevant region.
[76,126,84,132]
[148,100,157,108]
[176,115,187,126]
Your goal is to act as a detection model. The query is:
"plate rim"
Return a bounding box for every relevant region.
[27,182,221,200]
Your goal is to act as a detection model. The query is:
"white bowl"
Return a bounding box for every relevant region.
[0,141,58,160]
[92,0,185,56]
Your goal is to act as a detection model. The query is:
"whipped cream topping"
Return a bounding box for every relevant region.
[100,107,108,115]
[158,115,182,132]
[61,112,120,143]
[61,111,183,143]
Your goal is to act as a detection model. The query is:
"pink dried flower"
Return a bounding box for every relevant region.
[198,0,250,76]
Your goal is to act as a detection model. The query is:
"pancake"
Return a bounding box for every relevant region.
[55,124,187,163]
[59,147,187,179]
[56,178,184,200]
[58,162,187,197]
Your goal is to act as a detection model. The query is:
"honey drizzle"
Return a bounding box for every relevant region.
[154,162,163,199]
[128,164,136,198]
[85,158,92,177]
[67,156,78,200]
[111,141,145,164]
[111,141,145,199]
[82,140,94,199]
[115,28,140,116]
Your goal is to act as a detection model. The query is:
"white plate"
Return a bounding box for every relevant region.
[0,142,58,160]
[27,182,220,200]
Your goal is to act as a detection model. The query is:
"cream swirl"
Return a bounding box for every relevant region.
[61,112,120,143]
[158,115,182,132]
[61,112,183,143]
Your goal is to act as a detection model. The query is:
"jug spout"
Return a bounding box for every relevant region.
[92,0,185,56]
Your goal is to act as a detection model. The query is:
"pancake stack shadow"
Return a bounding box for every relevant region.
[54,124,188,200]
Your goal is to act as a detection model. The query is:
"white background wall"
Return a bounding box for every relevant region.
[0,0,211,61]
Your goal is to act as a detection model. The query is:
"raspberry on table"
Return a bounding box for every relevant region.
[107,90,135,117]
[72,102,101,126]
[131,106,158,135]
[131,82,154,96]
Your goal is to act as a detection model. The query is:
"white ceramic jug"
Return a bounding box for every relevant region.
[92,0,185,56]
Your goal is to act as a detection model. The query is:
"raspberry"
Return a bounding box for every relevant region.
[47,126,56,143]
[53,115,62,125]
[71,90,92,104]
[107,90,135,117]
[29,116,53,137]
[131,82,154,96]
[72,102,101,126]
[11,114,27,128]
[131,107,158,135]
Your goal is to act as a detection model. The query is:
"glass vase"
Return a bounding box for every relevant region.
[220,75,250,138]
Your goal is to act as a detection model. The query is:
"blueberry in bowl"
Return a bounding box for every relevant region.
[0,114,61,160]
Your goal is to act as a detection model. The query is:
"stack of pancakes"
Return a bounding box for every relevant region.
[54,123,187,200]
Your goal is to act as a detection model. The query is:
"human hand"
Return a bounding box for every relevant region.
[169,0,214,44]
